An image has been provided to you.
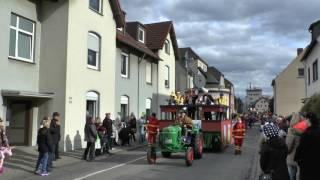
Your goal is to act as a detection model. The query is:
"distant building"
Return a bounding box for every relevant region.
[245,87,263,111]
[301,20,320,98]
[254,97,270,113]
[272,48,306,116]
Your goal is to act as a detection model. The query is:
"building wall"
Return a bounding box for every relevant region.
[63,1,117,150]
[255,99,269,113]
[175,61,188,92]
[38,0,69,147]
[157,33,176,111]
[305,41,320,98]
[0,0,41,120]
[114,49,158,120]
[274,54,305,116]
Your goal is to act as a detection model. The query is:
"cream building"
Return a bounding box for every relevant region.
[272,48,306,116]
[254,97,270,113]
[0,0,125,150]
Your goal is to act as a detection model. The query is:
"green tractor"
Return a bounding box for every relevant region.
[147,124,203,166]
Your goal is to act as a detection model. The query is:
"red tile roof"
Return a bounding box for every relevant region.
[109,0,125,28]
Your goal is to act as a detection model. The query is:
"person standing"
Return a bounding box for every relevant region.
[260,122,290,180]
[233,117,246,155]
[138,114,146,144]
[0,118,12,174]
[129,113,137,143]
[50,112,61,161]
[35,117,53,176]
[147,113,159,145]
[103,113,113,152]
[83,117,97,162]
[286,113,302,180]
[294,112,320,180]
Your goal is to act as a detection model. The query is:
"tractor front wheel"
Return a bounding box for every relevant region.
[161,151,171,158]
[147,147,156,164]
[185,147,194,166]
[194,134,203,159]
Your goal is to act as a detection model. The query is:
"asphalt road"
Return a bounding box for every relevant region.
[16,125,261,180]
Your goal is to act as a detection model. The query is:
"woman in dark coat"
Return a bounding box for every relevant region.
[294,112,320,180]
[260,123,290,180]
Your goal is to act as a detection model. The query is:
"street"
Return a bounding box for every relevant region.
[4,125,261,180]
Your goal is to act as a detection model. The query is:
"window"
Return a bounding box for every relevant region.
[164,39,170,54]
[9,14,35,62]
[146,62,152,84]
[86,91,99,119]
[87,32,100,70]
[120,95,129,122]
[298,68,304,77]
[165,65,170,88]
[146,98,152,117]
[121,53,129,78]
[308,68,311,85]
[138,27,145,43]
[313,60,318,82]
[89,0,102,14]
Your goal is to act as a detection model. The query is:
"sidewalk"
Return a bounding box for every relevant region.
[1,142,146,180]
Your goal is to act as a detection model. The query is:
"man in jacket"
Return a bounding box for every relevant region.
[83,117,97,161]
[295,112,320,180]
[103,113,113,152]
[233,117,245,155]
[50,112,61,161]
[147,113,159,145]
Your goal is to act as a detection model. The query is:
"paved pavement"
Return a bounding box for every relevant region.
[2,125,261,180]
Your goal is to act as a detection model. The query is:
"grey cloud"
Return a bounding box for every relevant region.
[119,0,318,98]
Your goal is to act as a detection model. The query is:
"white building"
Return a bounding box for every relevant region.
[254,97,270,113]
[301,20,320,98]
[245,87,263,111]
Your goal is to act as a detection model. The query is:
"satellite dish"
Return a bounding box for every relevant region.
[193,74,206,88]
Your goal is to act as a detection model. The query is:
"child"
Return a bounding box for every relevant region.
[35,117,53,176]
[0,118,12,174]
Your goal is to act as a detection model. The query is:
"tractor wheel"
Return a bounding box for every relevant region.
[161,151,171,158]
[185,147,194,166]
[194,134,203,159]
[147,147,156,164]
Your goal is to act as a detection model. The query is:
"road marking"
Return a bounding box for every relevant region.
[73,156,146,180]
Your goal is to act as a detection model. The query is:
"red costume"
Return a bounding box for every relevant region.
[233,120,245,154]
[147,116,159,145]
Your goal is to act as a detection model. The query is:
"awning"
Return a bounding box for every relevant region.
[1,90,54,99]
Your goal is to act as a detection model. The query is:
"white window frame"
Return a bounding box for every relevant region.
[165,65,170,88]
[86,91,100,118]
[87,32,100,70]
[9,14,35,63]
[121,53,129,78]
[138,27,145,43]
[89,0,103,14]
[164,39,170,54]
[146,62,152,84]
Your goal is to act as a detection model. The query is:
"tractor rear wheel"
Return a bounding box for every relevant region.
[161,151,171,158]
[185,147,194,166]
[147,147,156,164]
[194,134,203,159]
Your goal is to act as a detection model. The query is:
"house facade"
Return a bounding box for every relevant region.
[0,0,124,150]
[254,97,270,113]
[115,23,160,121]
[302,20,320,98]
[245,87,262,111]
[272,48,306,116]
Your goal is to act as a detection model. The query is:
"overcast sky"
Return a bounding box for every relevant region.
[119,0,319,98]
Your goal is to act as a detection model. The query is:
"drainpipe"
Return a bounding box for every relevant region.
[138,53,146,116]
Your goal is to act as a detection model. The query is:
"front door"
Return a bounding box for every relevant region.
[6,101,31,146]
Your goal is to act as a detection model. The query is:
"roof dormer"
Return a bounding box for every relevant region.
[126,22,146,44]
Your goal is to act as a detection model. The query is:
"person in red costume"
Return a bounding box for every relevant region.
[147,113,159,145]
[233,117,246,155]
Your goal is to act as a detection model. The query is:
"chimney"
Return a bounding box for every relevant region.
[297,48,303,56]
[309,20,320,42]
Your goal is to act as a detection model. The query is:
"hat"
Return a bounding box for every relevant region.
[263,123,280,139]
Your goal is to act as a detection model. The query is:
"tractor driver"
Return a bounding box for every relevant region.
[175,110,193,137]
